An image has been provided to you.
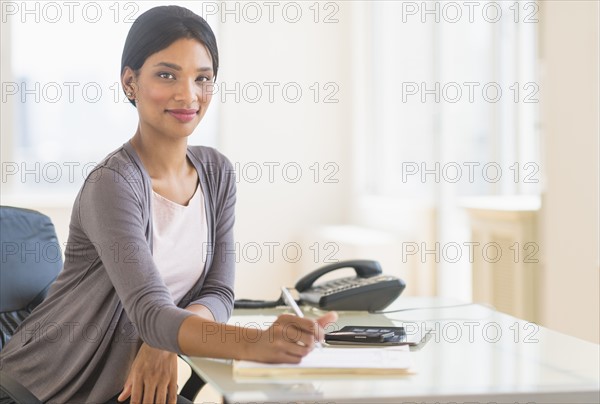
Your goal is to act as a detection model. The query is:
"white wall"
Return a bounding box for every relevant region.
[215,4,353,300]
[1,13,13,175]
[538,0,600,343]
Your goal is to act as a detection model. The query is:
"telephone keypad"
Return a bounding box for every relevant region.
[318,275,397,296]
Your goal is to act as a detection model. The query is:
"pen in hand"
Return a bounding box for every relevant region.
[280,286,323,348]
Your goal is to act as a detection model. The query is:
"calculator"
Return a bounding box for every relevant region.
[325,326,407,345]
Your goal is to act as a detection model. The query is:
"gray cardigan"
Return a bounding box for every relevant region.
[0,142,236,403]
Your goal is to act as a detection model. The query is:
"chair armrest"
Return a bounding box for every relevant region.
[177,355,207,401]
[0,371,42,404]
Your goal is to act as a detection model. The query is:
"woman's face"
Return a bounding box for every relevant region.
[123,38,214,140]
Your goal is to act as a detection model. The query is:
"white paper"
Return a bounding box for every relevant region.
[235,345,411,371]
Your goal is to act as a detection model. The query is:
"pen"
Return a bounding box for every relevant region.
[280,287,323,348]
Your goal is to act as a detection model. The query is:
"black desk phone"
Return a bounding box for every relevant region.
[295,260,405,312]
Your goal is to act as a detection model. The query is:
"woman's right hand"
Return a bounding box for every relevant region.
[245,312,338,363]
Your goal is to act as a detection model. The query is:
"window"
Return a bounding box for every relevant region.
[357,0,540,299]
[1,1,219,196]
[365,0,539,199]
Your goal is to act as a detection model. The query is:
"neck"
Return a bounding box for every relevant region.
[130,127,190,180]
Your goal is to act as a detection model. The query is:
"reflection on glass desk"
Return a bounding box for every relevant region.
[185,297,600,404]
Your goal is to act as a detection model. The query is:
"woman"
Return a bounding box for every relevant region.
[0,6,336,404]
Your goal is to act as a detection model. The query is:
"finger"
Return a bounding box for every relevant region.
[297,327,317,348]
[282,337,313,357]
[168,368,178,404]
[167,385,178,404]
[280,315,319,335]
[280,320,315,347]
[155,383,168,404]
[315,312,338,341]
[276,313,301,326]
[271,346,308,364]
[141,383,156,404]
[117,383,131,402]
[129,377,143,404]
[316,311,338,328]
[277,313,313,326]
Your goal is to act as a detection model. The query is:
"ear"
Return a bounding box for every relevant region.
[121,66,138,98]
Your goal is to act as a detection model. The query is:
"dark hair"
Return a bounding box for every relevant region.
[121,5,219,106]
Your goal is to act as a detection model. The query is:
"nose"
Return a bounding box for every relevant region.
[175,78,199,105]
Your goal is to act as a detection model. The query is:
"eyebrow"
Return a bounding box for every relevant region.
[153,62,213,72]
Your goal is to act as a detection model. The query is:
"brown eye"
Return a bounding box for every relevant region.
[158,72,175,79]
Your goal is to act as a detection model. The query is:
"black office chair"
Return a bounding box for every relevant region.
[0,206,62,403]
[0,206,206,403]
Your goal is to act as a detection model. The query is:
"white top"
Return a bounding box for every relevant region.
[152,183,207,304]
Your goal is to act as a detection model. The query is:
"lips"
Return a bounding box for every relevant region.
[166,109,198,123]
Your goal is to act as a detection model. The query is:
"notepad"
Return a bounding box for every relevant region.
[233,346,413,377]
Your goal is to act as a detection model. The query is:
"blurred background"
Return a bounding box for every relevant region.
[1,0,598,343]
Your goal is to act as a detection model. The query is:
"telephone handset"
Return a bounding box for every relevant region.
[295,260,405,312]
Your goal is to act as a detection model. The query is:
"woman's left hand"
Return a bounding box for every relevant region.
[118,342,178,404]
